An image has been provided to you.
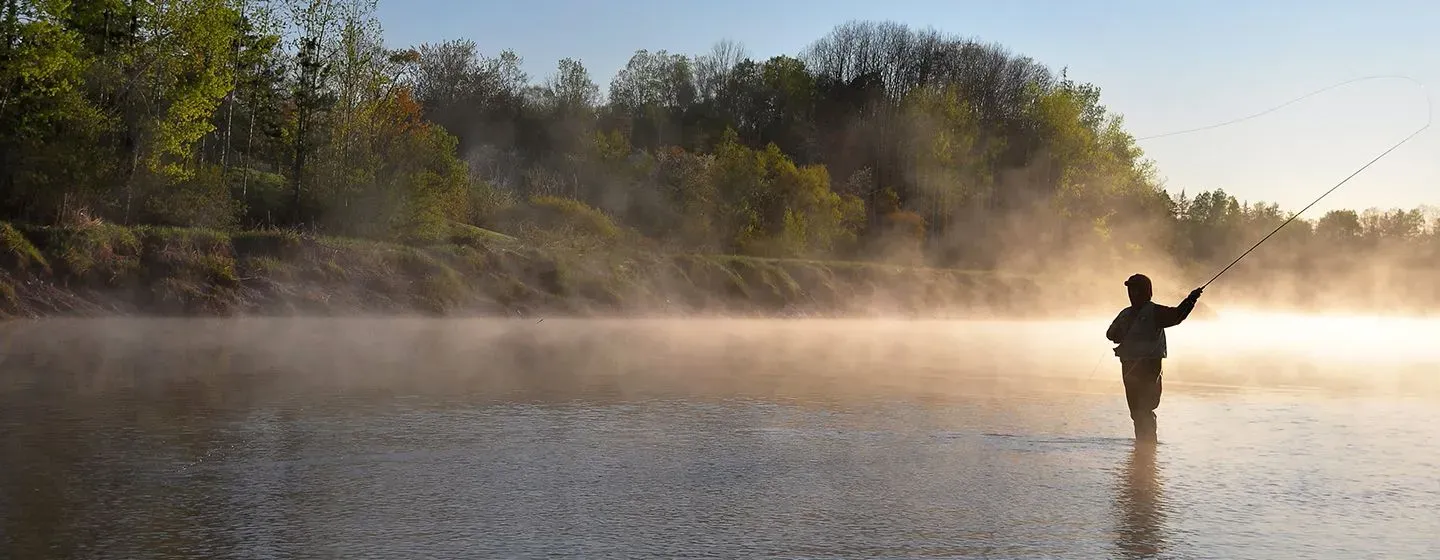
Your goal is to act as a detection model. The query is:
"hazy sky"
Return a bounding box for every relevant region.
[376,0,1437,215]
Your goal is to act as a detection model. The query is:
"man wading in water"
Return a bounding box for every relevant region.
[1106,274,1203,443]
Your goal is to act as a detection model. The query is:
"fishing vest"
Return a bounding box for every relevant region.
[1115,302,1167,360]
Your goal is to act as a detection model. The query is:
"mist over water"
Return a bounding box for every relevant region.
[2,314,1439,559]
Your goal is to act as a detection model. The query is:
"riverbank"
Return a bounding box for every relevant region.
[24,221,1440,321]
[1,221,1080,320]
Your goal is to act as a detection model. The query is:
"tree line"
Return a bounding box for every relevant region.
[2,0,1435,276]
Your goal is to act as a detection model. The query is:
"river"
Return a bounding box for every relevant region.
[2,315,1438,559]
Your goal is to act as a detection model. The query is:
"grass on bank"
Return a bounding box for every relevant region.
[0,219,1046,318]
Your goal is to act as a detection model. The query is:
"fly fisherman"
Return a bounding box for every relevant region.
[1106,274,1203,443]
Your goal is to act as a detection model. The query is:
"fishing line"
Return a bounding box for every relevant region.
[1136,74,1429,141]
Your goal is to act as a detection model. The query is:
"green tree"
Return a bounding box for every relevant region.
[0,0,106,222]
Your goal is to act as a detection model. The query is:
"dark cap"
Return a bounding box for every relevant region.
[1125,273,1153,305]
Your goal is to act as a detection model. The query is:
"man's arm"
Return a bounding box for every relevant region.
[1106,308,1133,343]
[1156,289,1203,329]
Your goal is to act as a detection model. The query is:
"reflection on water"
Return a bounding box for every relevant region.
[1,317,1439,559]
[1114,443,1166,559]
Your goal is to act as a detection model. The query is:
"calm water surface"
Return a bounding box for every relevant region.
[1,316,1438,559]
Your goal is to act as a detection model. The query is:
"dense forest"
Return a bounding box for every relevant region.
[1,0,1437,316]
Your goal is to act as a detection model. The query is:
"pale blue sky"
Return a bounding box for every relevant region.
[376,0,1438,215]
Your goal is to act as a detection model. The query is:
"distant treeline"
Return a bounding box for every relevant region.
[2,0,1436,277]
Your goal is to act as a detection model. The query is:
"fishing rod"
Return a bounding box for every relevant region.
[1085,75,1432,379]
[1138,75,1434,289]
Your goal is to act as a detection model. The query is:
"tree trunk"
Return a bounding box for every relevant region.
[242,104,256,200]
[292,112,306,226]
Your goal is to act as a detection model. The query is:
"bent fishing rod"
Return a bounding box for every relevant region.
[1138,75,1434,290]
[1086,75,1432,378]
